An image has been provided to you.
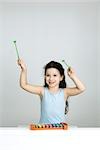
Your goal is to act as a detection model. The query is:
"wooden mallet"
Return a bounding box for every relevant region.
[13,40,20,59]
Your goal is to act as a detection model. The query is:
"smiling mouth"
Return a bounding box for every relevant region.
[49,82,55,84]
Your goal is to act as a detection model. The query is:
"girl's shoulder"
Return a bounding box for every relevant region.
[40,87,50,97]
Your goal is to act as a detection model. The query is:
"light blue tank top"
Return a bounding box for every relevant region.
[39,88,66,124]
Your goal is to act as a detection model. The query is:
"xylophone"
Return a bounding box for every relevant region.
[30,122,68,130]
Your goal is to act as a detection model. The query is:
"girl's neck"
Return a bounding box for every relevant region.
[48,86,60,93]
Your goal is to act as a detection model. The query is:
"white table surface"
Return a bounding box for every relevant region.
[0,126,100,150]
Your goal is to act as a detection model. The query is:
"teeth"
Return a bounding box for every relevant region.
[49,82,54,84]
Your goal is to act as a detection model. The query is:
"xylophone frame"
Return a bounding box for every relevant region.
[29,122,68,130]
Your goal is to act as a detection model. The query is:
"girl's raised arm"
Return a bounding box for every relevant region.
[17,59,43,96]
[64,67,85,98]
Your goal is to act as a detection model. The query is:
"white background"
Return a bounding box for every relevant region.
[0,0,100,127]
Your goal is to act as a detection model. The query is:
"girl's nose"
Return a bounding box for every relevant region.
[49,76,53,81]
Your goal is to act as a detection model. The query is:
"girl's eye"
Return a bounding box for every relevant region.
[46,74,50,77]
[54,74,57,77]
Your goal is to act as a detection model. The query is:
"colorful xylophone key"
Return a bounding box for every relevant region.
[29,122,68,130]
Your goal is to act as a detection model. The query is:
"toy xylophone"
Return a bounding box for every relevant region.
[30,122,68,130]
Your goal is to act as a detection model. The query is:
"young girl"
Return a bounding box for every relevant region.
[17,59,85,124]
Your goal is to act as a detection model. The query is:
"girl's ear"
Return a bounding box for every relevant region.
[60,75,64,81]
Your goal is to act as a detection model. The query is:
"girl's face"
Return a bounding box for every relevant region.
[45,68,63,88]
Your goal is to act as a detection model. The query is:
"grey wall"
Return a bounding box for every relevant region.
[0,4,3,126]
[97,4,100,126]
[0,2,99,127]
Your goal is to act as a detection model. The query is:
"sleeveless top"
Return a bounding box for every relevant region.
[39,88,66,124]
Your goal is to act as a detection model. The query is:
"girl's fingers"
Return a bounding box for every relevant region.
[67,67,73,73]
[17,59,23,64]
[67,67,71,72]
[17,59,23,68]
[67,67,72,73]
[17,59,21,65]
[68,67,74,72]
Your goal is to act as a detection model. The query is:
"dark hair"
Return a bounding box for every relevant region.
[44,61,69,114]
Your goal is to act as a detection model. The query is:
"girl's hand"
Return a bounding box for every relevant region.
[67,67,76,79]
[17,59,27,71]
